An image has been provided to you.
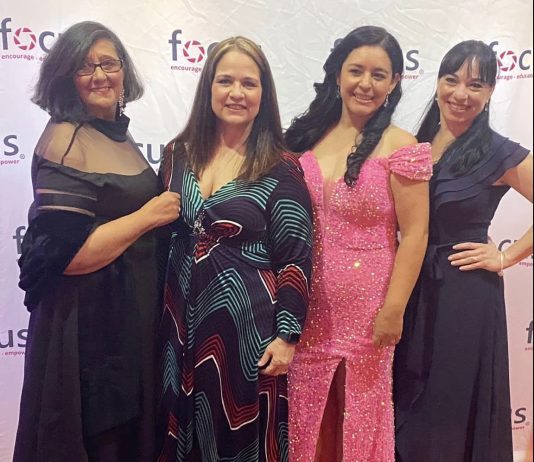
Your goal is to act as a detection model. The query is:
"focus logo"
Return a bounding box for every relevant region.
[1,134,24,167]
[498,239,533,268]
[13,26,36,51]
[0,17,57,59]
[169,29,218,73]
[183,40,205,63]
[490,40,532,81]
[1,328,27,357]
[498,50,518,72]
[136,142,165,166]
[512,407,530,431]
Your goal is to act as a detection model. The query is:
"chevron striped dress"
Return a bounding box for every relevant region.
[157,151,313,462]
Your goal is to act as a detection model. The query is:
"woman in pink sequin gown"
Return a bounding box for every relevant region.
[285,26,432,462]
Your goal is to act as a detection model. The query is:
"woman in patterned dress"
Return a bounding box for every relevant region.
[157,37,313,462]
[284,26,432,461]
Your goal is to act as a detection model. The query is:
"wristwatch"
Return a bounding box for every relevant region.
[278,331,301,344]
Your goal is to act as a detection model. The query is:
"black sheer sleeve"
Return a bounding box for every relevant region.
[19,125,102,309]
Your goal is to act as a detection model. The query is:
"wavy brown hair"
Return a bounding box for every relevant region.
[169,36,286,181]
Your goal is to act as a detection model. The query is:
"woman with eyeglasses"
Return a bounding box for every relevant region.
[14,21,180,462]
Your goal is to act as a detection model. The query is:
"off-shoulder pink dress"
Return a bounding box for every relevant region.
[289,144,432,462]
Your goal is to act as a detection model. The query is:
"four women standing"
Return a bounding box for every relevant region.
[13,19,532,462]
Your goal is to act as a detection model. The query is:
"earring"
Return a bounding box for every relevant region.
[484,101,489,112]
[336,85,341,99]
[383,93,390,107]
[118,89,125,116]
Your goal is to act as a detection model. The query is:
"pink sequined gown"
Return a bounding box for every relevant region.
[289,144,432,462]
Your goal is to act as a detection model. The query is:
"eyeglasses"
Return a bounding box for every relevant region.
[76,58,123,76]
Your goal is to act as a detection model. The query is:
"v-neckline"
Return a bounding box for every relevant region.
[306,150,386,185]
[190,169,237,202]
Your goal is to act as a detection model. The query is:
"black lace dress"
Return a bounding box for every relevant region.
[14,116,165,462]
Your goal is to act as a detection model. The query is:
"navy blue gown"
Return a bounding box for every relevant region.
[394,132,530,462]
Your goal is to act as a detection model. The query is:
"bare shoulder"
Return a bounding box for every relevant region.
[382,125,418,155]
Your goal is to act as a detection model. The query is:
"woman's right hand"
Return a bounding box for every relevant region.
[139,191,181,229]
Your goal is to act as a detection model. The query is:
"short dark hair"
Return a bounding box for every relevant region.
[417,40,497,174]
[168,36,286,182]
[284,25,404,185]
[32,21,143,122]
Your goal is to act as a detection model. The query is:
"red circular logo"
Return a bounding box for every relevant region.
[498,50,518,72]
[183,40,205,63]
[14,27,37,51]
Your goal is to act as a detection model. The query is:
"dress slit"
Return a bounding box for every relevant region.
[314,360,346,462]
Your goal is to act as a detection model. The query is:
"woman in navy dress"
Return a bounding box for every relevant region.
[157,37,313,462]
[394,40,533,462]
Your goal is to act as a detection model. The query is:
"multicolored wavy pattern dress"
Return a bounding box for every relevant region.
[157,149,313,462]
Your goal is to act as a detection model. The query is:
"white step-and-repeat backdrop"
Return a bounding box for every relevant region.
[0,0,532,460]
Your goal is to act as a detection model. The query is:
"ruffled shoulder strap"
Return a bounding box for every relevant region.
[388,142,433,181]
[432,131,530,210]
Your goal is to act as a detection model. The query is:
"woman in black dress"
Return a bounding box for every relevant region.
[394,40,533,462]
[156,37,313,461]
[15,21,180,462]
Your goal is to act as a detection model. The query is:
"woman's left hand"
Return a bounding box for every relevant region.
[258,338,296,376]
[372,308,404,348]
[449,241,503,272]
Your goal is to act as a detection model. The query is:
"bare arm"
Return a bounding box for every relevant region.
[373,175,429,347]
[449,154,533,272]
[65,191,180,275]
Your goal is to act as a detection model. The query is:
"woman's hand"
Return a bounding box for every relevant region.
[138,191,181,229]
[65,192,181,276]
[448,241,504,272]
[373,307,404,348]
[258,337,296,376]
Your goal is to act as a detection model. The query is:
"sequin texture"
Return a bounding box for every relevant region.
[288,143,432,462]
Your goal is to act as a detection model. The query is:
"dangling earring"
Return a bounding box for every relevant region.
[484,101,489,112]
[118,89,125,116]
[336,85,341,99]
[383,93,390,107]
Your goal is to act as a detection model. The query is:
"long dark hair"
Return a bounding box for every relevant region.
[417,40,497,174]
[284,25,404,186]
[168,36,286,182]
[32,21,143,123]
